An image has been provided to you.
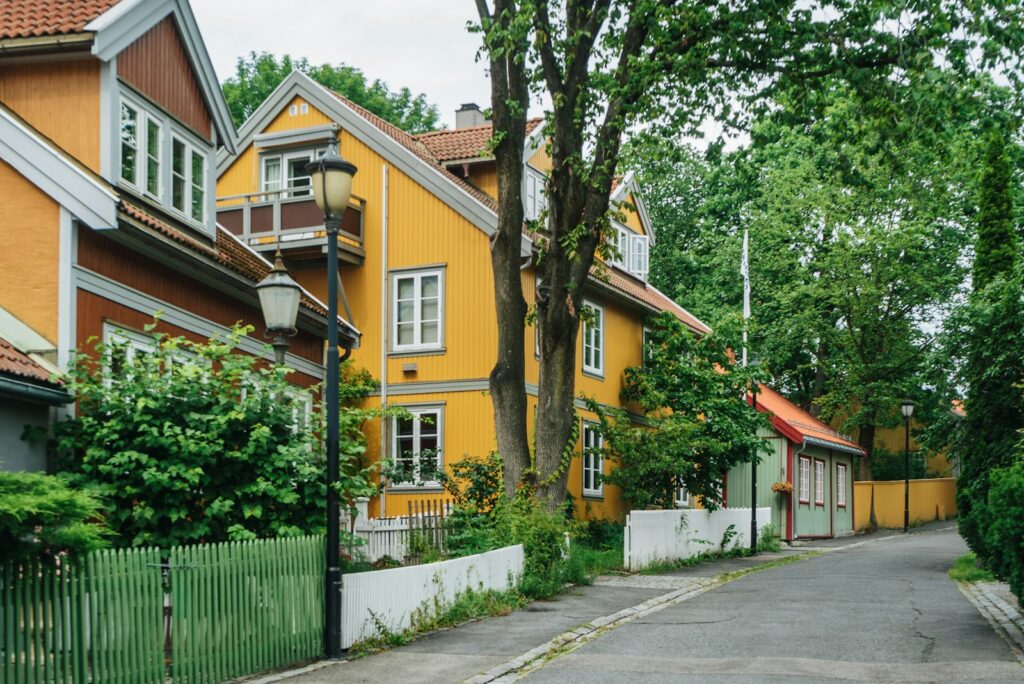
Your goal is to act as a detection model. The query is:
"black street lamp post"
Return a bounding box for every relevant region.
[900,400,914,533]
[307,142,357,659]
[750,384,759,553]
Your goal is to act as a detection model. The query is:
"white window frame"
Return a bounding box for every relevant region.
[119,97,162,199]
[170,135,208,224]
[523,165,548,221]
[390,269,445,353]
[581,421,604,498]
[629,234,650,281]
[642,326,654,367]
[285,386,314,435]
[608,223,630,268]
[836,463,847,508]
[103,322,157,364]
[261,149,319,199]
[814,459,825,505]
[799,456,810,504]
[390,406,444,487]
[582,300,604,377]
[675,480,690,508]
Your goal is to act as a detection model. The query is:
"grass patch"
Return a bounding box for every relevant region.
[639,546,753,575]
[564,543,625,585]
[949,552,996,583]
[717,550,822,582]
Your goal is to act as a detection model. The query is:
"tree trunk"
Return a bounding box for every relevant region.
[857,423,875,481]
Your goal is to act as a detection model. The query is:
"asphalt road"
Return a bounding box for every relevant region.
[521,528,1023,683]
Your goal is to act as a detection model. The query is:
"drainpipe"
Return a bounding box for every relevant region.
[792,438,810,540]
[379,163,389,518]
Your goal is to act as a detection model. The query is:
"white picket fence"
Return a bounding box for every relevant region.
[342,498,452,563]
[339,544,525,648]
[624,507,771,571]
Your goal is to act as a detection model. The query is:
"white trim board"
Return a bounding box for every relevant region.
[73,265,325,378]
[0,106,118,229]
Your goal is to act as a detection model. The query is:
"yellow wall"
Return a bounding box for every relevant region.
[618,193,646,236]
[0,160,60,343]
[0,58,101,172]
[528,144,552,174]
[467,162,498,199]
[853,478,957,531]
[216,96,651,524]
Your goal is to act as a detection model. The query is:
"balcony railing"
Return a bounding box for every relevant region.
[216,188,366,263]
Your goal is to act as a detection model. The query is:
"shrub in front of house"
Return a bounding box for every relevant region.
[55,324,375,548]
[0,471,110,562]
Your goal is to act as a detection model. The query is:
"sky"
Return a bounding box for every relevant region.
[191,0,506,129]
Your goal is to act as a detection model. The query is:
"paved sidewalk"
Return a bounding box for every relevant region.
[253,522,957,684]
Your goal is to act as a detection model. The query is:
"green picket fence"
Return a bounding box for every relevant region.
[170,536,325,684]
[2,536,324,684]
[2,547,164,684]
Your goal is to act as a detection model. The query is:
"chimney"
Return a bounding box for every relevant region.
[455,103,487,129]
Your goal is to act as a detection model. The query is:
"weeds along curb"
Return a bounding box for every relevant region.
[467,550,823,684]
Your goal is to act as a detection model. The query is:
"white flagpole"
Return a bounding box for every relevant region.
[741,227,750,367]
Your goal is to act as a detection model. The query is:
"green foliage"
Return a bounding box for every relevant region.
[222,52,441,132]
[442,452,504,512]
[981,461,1024,601]
[974,134,1018,290]
[757,524,782,553]
[948,552,997,583]
[0,472,110,562]
[55,325,377,548]
[597,313,769,510]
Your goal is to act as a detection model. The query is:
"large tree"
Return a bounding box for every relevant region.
[474,0,1020,506]
[221,52,442,132]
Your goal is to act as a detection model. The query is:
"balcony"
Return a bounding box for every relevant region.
[216,189,366,266]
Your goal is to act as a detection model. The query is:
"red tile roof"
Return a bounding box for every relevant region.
[606,269,710,334]
[754,384,865,454]
[414,119,543,163]
[0,336,58,386]
[0,0,121,39]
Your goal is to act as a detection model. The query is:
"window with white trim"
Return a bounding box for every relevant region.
[799,456,810,503]
[391,269,444,352]
[285,387,314,434]
[391,406,442,486]
[103,323,157,378]
[261,150,318,198]
[814,459,825,505]
[643,327,654,367]
[120,101,162,198]
[582,301,604,376]
[608,224,630,268]
[582,421,603,497]
[675,480,690,508]
[523,166,548,221]
[630,234,649,281]
[171,136,207,223]
[836,463,847,508]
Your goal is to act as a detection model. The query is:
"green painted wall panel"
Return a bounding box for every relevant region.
[726,427,787,536]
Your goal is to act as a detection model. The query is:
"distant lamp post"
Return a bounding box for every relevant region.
[307,141,357,659]
[900,400,915,533]
[256,251,301,364]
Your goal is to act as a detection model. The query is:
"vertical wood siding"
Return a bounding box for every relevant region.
[0,160,60,344]
[0,57,101,171]
[118,16,212,140]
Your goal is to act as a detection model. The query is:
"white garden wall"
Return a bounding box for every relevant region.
[339,544,524,649]
[624,507,771,571]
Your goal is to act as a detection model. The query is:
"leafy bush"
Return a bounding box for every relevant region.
[492,494,568,598]
[948,552,996,583]
[867,447,928,481]
[573,519,623,551]
[599,313,769,510]
[55,325,376,547]
[0,472,110,562]
[982,460,1024,601]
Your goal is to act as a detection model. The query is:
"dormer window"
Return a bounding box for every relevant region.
[118,89,211,233]
[607,222,650,281]
[523,166,548,222]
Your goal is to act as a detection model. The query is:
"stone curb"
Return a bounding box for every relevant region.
[958,581,1024,666]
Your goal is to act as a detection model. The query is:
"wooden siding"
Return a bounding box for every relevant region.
[0,160,60,344]
[216,95,654,524]
[467,162,498,200]
[118,16,212,141]
[0,57,100,172]
[76,228,324,365]
[619,193,646,236]
[76,289,320,388]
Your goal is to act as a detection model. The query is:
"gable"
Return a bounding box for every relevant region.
[117,15,211,140]
[265,96,333,132]
[619,193,646,235]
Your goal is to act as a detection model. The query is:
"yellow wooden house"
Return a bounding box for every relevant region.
[217,71,708,521]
